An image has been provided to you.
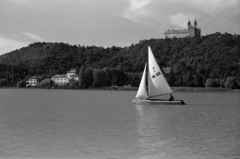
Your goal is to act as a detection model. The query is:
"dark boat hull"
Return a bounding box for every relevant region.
[132,99,186,105]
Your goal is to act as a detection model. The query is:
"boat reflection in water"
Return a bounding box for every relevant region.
[135,104,169,158]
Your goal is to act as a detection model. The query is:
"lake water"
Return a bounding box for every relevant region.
[0,89,239,159]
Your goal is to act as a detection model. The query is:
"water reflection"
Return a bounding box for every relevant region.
[135,104,167,158]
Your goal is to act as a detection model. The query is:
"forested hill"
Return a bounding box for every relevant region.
[0,32,240,88]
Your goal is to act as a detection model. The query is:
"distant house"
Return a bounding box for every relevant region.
[51,75,69,85]
[26,76,40,87]
[51,69,79,85]
[164,19,201,38]
[71,74,79,81]
[67,69,77,79]
[162,67,172,74]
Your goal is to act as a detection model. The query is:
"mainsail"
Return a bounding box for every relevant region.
[135,64,148,99]
[148,47,173,98]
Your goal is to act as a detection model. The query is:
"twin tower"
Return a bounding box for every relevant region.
[164,19,201,38]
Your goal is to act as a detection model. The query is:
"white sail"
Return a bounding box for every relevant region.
[135,63,148,99]
[148,47,173,97]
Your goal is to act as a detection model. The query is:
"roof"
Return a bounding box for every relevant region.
[67,69,76,73]
[52,75,68,78]
[28,76,40,79]
[72,75,79,77]
[164,29,189,34]
[163,67,172,73]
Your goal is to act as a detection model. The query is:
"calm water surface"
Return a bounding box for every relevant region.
[0,89,239,159]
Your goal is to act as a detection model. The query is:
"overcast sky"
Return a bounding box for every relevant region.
[0,0,239,55]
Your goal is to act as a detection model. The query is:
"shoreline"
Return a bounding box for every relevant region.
[0,86,236,92]
[118,86,234,92]
[172,87,233,92]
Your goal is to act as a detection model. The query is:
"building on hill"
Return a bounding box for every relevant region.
[164,19,201,38]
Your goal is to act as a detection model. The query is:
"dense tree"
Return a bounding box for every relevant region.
[84,68,94,88]
[69,79,79,89]
[205,79,219,87]
[38,78,54,88]
[111,69,127,86]
[92,69,106,87]
[79,65,85,88]
[17,80,26,88]
[0,32,239,89]
[224,77,239,89]
[126,72,141,87]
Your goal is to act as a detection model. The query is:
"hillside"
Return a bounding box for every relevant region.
[0,32,239,88]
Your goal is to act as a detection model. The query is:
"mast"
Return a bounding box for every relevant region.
[148,46,150,97]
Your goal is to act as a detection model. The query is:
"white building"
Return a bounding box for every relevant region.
[26,76,40,87]
[51,75,69,85]
[67,69,77,78]
[164,20,201,38]
[71,74,79,81]
[51,69,79,85]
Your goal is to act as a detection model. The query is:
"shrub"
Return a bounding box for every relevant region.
[205,79,219,87]
[224,77,239,89]
[17,80,26,88]
[69,80,79,89]
[38,78,54,88]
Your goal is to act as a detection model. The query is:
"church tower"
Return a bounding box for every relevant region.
[194,19,198,28]
[188,20,192,29]
[164,19,201,38]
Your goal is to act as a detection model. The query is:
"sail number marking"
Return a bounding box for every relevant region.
[152,71,161,79]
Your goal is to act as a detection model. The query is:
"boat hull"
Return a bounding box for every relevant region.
[132,99,185,105]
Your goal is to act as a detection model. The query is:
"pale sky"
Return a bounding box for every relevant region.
[0,0,240,55]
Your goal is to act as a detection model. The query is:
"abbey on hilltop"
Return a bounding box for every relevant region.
[164,19,201,38]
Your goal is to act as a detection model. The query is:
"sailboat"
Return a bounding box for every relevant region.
[132,46,185,105]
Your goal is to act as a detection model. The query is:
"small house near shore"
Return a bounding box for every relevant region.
[51,75,69,85]
[26,76,41,87]
[51,69,79,85]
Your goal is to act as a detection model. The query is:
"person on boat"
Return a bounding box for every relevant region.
[169,94,174,101]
